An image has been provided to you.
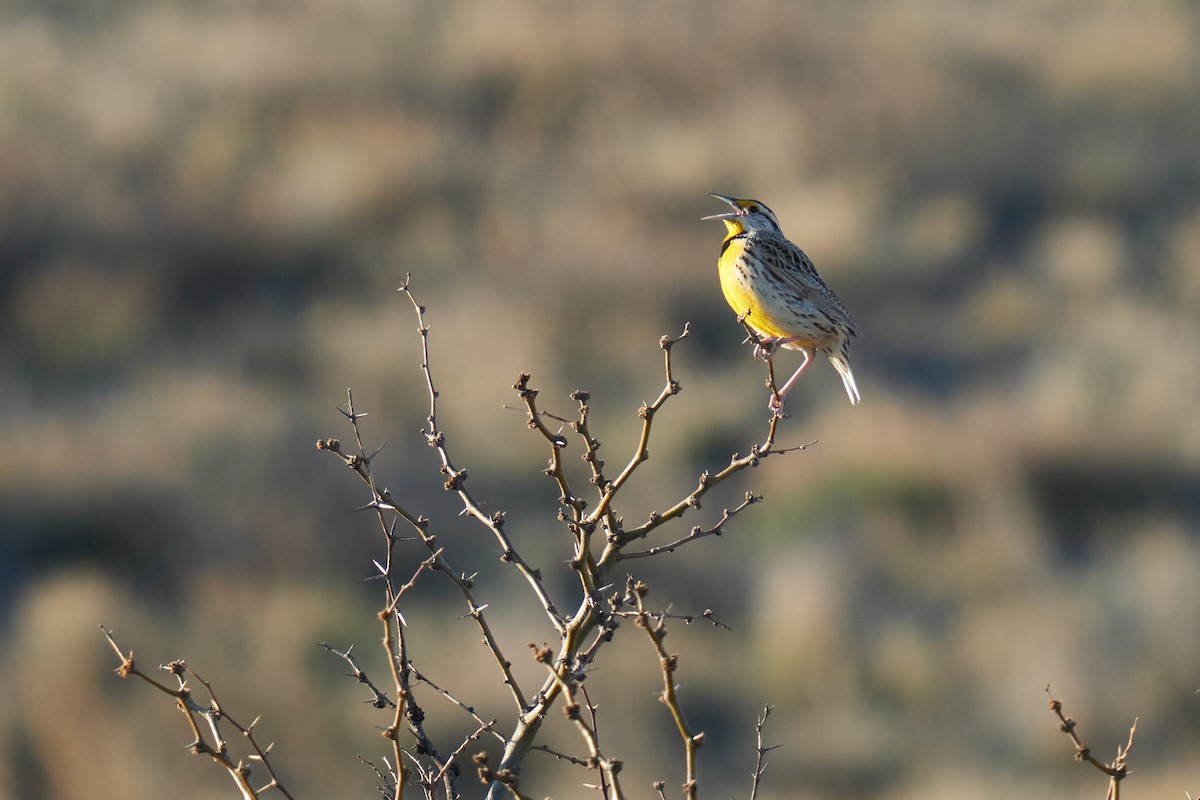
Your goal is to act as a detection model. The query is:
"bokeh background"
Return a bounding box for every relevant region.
[3,1,1200,798]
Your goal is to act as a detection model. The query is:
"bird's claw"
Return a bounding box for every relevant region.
[753,338,781,361]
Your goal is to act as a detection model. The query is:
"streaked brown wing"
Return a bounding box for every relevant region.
[759,237,859,338]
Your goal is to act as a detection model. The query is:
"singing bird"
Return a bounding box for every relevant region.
[705,194,860,410]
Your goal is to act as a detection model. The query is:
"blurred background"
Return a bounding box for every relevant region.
[3,1,1200,798]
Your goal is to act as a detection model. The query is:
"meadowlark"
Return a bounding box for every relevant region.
[705,194,860,409]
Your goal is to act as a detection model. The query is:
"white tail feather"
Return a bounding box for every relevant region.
[827,354,861,405]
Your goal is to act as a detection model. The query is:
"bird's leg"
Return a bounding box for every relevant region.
[769,347,814,412]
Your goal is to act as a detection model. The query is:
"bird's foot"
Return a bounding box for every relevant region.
[753,337,782,361]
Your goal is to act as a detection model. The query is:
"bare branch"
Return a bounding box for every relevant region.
[101,627,297,800]
[621,491,764,559]
[631,580,702,800]
[399,278,565,633]
[1046,687,1137,800]
[318,642,394,709]
[750,705,781,800]
[115,277,804,800]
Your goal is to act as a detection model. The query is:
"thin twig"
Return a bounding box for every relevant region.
[399,276,565,634]
[735,311,786,414]
[611,607,731,632]
[1046,687,1137,800]
[621,491,764,558]
[631,580,702,800]
[318,642,395,709]
[358,755,398,799]
[750,705,781,800]
[589,326,690,521]
[101,626,297,800]
[321,395,530,715]
[409,662,506,745]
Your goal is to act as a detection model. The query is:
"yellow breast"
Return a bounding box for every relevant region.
[717,236,795,340]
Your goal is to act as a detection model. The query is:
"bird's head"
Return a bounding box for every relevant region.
[702,194,783,236]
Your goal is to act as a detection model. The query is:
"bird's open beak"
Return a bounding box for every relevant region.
[701,193,742,220]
